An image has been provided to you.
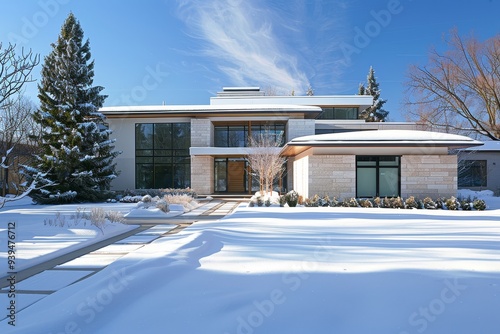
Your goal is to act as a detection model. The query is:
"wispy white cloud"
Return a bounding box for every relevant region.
[176,0,310,94]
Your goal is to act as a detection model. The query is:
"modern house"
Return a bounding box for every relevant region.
[101,87,482,198]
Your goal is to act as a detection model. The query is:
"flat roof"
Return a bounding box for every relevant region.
[281,130,484,156]
[100,104,323,118]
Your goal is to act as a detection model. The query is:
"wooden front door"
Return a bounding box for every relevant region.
[227,161,245,193]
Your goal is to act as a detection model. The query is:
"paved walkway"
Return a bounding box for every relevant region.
[0,199,244,319]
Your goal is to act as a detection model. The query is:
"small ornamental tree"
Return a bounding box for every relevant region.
[27,13,119,203]
[246,129,286,195]
[358,66,389,122]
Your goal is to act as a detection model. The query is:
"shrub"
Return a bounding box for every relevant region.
[382,197,391,208]
[265,198,272,207]
[373,197,381,208]
[359,199,373,208]
[390,197,405,209]
[329,197,340,207]
[285,190,299,207]
[319,195,330,207]
[423,197,436,209]
[156,198,170,213]
[90,207,107,234]
[473,199,486,210]
[279,195,287,207]
[106,210,125,223]
[445,196,460,210]
[405,196,418,209]
[257,196,264,207]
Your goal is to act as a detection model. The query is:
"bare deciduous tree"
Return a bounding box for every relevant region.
[0,43,40,108]
[0,95,40,196]
[247,129,286,195]
[405,29,500,140]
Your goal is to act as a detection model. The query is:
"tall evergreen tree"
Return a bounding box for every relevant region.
[28,13,119,203]
[358,66,389,122]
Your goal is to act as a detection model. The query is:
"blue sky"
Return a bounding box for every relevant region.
[1,0,499,121]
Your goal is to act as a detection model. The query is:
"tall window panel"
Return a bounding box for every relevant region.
[458,160,487,187]
[135,123,191,189]
[356,156,400,198]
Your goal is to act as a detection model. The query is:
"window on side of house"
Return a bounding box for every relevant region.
[317,107,358,120]
[356,156,400,198]
[458,160,487,187]
[135,123,191,189]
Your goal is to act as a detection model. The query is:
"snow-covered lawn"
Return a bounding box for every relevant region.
[0,198,139,273]
[1,192,499,333]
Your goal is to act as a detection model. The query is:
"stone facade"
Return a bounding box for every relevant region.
[401,155,457,199]
[191,119,213,147]
[191,156,214,194]
[294,154,356,199]
[286,119,315,141]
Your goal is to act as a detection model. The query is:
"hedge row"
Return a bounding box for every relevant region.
[281,191,487,211]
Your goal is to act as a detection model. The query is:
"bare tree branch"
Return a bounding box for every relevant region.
[405,29,500,140]
[0,43,40,108]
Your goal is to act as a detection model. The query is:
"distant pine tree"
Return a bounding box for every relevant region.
[358,66,389,122]
[28,13,119,203]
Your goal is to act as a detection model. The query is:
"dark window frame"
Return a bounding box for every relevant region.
[356,156,401,198]
[135,123,191,189]
[458,160,487,187]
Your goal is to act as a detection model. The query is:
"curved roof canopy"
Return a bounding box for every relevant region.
[281,130,483,156]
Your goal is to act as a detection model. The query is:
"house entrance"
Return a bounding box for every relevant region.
[214,158,249,193]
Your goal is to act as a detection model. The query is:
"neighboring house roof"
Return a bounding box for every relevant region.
[459,140,500,152]
[281,130,483,156]
[100,104,323,118]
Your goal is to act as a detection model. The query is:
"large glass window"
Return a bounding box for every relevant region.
[356,156,400,197]
[458,160,487,187]
[317,107,358,120]
[214,123,285,147]
[135,123,191,189]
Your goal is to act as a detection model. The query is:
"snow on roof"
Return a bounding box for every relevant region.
[100,104,322,114]
[460,140,500,151]
[290,129,483,146]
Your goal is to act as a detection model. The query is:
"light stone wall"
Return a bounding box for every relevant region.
[191,156,214,194]
[293,154,356,199]
[307,155,356,199]
[286,119,315,141]
[191,119,213,147]
[401,155,457,198]
[292,154,309,198]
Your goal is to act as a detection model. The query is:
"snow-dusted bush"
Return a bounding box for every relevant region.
[164,194,198,211]
[156,198,169,213]
[279,195,286,207]
[106,210,125,224]
[391,197,405,209]
[359,199,373,208]
[285,190,299,207]
[90,208,107,234]
[445,196,460,210]
[405,196,418,209]
[423,197,436,209]
[473,199,486,210]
